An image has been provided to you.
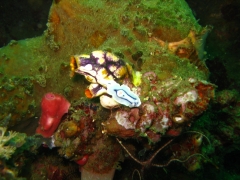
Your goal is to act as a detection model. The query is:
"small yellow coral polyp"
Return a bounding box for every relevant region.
[132,71,142,87]
[126,63,142,87]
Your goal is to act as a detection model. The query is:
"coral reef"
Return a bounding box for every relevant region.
[30,151,80,180]
[0,0,205,126]
[50,100,123,179]
[3,0,236,179]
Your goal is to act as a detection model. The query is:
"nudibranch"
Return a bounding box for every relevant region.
[71,50,129,86]
[107,81,141,108]
[70,50,141,109]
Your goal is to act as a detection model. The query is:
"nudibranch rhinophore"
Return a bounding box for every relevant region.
[70,50,141,109]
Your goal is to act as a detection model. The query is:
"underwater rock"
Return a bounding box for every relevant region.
[169,133,205,171]
[67,33,215,144]
[50,100,123,179]
[101,73,215,143]
[0,0,204,126]
[0,0,217,178]
[31,153,81,180]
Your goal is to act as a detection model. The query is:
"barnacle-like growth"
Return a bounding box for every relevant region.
[154,26,213,60]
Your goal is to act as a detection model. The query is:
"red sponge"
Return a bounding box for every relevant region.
[36,92,70,137]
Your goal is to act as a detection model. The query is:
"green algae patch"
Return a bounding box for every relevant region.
[0,0,208,127]
[139,0,201,37]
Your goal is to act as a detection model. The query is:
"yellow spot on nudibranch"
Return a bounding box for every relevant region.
[102,69,108,76]
[114,66,127,78]
[98,68,108,78]
[85,75,96,83]
[70,56,78,77]
[70,56,77,71]
[98,58,105,64]
[109,65,117,72]
[92,50,104,58]
[106,52,119,62]
[79,54,90,59]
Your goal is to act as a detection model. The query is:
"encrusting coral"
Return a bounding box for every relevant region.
[0,0,219,179]
[0,0,206,126]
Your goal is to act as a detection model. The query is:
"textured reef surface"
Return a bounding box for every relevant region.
[0,0,206,126]
[1,0,240,179]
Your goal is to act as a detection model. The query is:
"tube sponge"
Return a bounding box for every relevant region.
[36,93,70,138]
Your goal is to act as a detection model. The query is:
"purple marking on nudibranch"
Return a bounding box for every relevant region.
[74,51,129,91]
[79,57,91,66]
[91,84,105,96]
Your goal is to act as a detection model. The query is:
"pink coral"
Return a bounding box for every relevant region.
[36,93,70,137]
